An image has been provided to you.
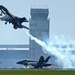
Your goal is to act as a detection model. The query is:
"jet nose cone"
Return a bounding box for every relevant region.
[17,62,21,64]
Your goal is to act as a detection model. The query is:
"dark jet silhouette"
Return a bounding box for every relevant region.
[17,56,52,69]
[0,5,29,30]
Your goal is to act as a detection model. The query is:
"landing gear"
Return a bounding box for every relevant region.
[9,22,11,24]
[5,22,7,24]
[13,25,18,29]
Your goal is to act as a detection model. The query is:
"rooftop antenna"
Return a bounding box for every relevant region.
[31,5,32,8]
[43,5,48,9]
[34,5,36,8]
[47,5,48,9]
[38,5,39,8]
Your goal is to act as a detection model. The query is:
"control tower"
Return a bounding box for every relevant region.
[29,9,50,60]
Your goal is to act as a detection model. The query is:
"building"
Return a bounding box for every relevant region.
[29,8,50,60]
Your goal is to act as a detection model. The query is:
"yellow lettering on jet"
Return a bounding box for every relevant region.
[8,12,15,18]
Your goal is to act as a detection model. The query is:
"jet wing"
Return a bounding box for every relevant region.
[24,59,38,62]
[20,59,38,62]
[17,59,38,64]
[0,7,15,19]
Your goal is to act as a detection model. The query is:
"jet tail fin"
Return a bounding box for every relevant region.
[39,56,44,62]
[44,56,51,62]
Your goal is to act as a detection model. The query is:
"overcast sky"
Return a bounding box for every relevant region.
[0,0,75,44]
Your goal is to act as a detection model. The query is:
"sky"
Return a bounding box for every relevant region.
[0,0,75,44]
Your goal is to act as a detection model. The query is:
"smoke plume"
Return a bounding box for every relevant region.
[25,31,75,69]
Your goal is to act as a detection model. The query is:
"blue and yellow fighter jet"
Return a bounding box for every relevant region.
[0,5,29,30]
[17,56,52,69]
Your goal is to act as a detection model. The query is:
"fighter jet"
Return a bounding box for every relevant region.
[0,5,29,30]
[17,56,52,69]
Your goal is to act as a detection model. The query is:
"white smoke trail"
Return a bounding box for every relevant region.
[25,31,75,69]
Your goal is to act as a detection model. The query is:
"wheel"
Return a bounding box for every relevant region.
[5,22,7,24]
[13,25,18,29]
